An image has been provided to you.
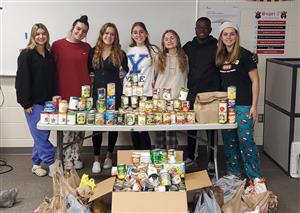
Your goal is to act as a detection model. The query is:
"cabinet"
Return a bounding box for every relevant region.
[264,58,300,176]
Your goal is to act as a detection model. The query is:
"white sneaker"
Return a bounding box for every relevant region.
[48,163,55,177]
[32,165,47,177]
[103,158,112,169]
[74,160,83,170]
[92,161,101,173]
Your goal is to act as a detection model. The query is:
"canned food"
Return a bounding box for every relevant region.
[176,112,185,124]
[218,100,227,124]
[228,108,236,124]
[85,97,93,110]
[139,100,145,111]
[69,96,79,110]
[107,83,116,96]
[157,99,166,112]
[181,100,190,112]
[136,85,143,96]
[126,111,135,125]
[124,84,132,96]
[138,113,146,125]
[97,88,106,100]
[159,149,168,163]
[227,86,236,100]
[144,100,153,112]
[78,97,86,111]
[131,96,138,109]
[49,112,58,125]
[146,112,155,125]
[117,164,127,180]
[160,170,171,186]
[152,99,158,111]
[168,149,176,163]
[163,112,171,125]
[121,95,129,109]
[96,99,106,113]
[173,100,182,111]
[111,167,118,176]
[178,87,189,101]
[81,85,90,98]
[95,112,105,125]
[170,111,176,124]
[171,173,182,185]
[40,112,49,124]
[52,96,61,111]
[117,110,125,125]
[58,100,68,113]
[86,110,95,125]
[150,149,161,164]
[107,95,116,110]
[67,111,76,125]
[228,99,236,108]
[166,100,174,112]
[44,101,56,112]
[162,88,171,100]
[186,111,195,124]
[58,112,67,125]
[139,96,147,102]
[155,112,162,125]
[105,110,115,125]
[132,154,141,166]
[76,111,86,125]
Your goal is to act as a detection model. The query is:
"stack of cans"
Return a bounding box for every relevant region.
[227,86,236,124]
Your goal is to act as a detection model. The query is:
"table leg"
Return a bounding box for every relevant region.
[57,131,63,162]
[214,130,219,180]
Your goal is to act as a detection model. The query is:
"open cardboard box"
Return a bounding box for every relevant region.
[89,150,212,213]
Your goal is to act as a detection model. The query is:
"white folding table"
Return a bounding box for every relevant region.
[37,122,237,179]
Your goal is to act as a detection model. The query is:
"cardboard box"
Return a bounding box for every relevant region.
[89,150,212,213]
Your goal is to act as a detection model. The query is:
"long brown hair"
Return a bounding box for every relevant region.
[92,23,123,69]
[129,22,158,63]
[26,23,50,50]
[156,30,188,73]
[216,28,240,66]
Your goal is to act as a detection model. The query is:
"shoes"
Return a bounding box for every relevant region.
[32,165,47,177]
[207,161,215,171]
[48,163,55,177]
[92,161,101,173]
[103,158,112,169]
[74,160,83,170]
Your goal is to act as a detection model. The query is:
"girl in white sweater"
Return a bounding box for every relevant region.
[154,29,188,148]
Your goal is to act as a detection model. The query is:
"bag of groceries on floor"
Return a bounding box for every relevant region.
[65,194,91,213]
[193,188,221,213]
[194,91,227,123]
[35,160,80,213]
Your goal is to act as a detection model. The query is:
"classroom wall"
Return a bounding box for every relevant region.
[0,0,299,148]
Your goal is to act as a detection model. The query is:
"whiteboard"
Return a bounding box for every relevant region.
[0,0,196,76]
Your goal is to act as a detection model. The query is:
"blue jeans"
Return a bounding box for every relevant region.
[221,105,261,179]
[24,104,55,166]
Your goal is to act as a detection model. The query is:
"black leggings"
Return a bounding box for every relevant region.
[131,132,151,150]
[92,131,118,155]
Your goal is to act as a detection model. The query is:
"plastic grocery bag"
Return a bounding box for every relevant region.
[65,194,91,213]
[194,188,221,213]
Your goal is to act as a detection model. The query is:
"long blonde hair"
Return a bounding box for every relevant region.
[26,23,50,50]
[92,23,123,69]
[156,30,188,73]
[216,28,240,66]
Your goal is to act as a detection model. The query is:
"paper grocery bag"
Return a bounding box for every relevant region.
[194,92,227,124]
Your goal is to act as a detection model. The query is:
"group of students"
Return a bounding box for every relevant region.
[15,15,263,183]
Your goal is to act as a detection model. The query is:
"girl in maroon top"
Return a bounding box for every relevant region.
[52,15,91,170]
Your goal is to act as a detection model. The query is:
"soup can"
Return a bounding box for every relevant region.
[157,99,166,112]
[121,95,129,109]
[178,87,189,101]
[69,96,79,110]
[49,112,58,125]
[155,112,163,125]
[131,96,138,109]
[107,95,116,110]
[228,108,236,124]
[105,110,115,125]
[85,97,93,110]
[138,113,146,125]
[168,149,176,163]
[95,112,105,125]
[170,111,176,124]
[76,111,86,125]
[58,100,68,113]
[163,112,171,125]
[126,111,135,125]
[173,99,182,111]
[44,101,56,112]
[162,88,171,100]
[58,112,67,125]
[218,100,227,124]
[96,99,106,113]
[40,112,49,124]
[67,111,76,125]
[52,96,61,111]
[181,100,190,112]
[186,111,195,124]
[145,100,153,112]
[146,112,155,125]
[227,86,236,100]
[107,83,116,96]
[78,97,86,111]
[81,85,90,98]
[86,110,95,125]
[166,100,174,112]
[152,88,160,99]
[97,88,106,100]
[176,112,185,124]
[117,110,125,125]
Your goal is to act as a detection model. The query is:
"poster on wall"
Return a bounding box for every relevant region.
[206,6,241,39]
[254,10,287,54]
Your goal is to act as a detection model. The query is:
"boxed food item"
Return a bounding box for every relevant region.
[89,150,212,213]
